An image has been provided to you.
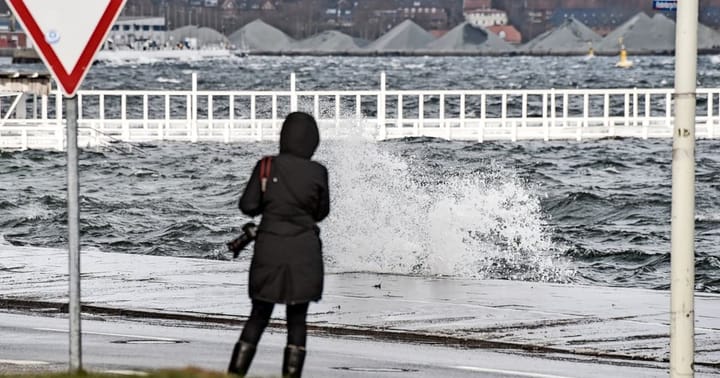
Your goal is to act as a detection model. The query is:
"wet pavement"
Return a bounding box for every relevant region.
[1,245,719,375]
[0,311,674,378]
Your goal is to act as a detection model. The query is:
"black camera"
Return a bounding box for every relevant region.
[227,222,258,258]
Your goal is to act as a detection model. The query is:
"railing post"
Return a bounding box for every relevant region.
[644,92,651,139]
[191,72,198,143]
[543,92,549,141]
[163,95,169,141]
[502,93,509,140]
[208,95,214,137]
[272,95,278,131]
[667,92,673,131]
[313,95,319,119]
[186,93,191,140]
[501,93,507,128]
[228,94,235,142]
[624,92,630,128]
[251,95,259,141]
[99,94,105,134]
[121,95,129,141]
[290,72,297,112]
[550,88,556,133]
[460,94,466,137]
[562,92,568,128]
[521,93,527,129]
[605,93,612,137]
[143,94,149,131]
[418,94,424,137]
[633,88,639,127]
[715,91,719,138]
[580,93,588,141]
[335,94,341,136]
[77,94,83,121]
[56,84,63,151]
[707,92,714,138]
[397,94,403,129]
[479,93,486,143]
[440,93,447,139]
[378,72,386,140]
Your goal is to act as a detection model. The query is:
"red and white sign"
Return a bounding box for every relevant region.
[7,0,126,96]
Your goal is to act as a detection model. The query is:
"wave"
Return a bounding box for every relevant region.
[318,129,572,282]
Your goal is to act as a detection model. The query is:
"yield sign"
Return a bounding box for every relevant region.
[7,0,126,96]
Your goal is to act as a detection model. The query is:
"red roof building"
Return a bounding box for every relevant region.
[0,31,28,49]
[463,0,492,11]
[487,24,522,44]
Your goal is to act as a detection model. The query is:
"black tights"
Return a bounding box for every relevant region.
[239,299,309,347]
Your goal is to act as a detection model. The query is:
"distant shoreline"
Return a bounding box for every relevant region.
[5,47,720,64]
[240,49,720,57]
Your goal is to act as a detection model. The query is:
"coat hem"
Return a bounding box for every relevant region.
[250,294,322,305]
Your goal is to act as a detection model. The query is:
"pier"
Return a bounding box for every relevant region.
[2,72,720,150]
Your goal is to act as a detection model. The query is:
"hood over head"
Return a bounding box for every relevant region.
[279,112,320,159]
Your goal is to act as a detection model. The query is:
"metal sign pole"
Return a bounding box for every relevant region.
[66,95,82,372]
[671,0,698,376]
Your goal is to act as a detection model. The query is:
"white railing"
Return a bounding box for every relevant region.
[2,72,720,151]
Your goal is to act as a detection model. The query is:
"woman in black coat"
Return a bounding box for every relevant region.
[228,112,330,378]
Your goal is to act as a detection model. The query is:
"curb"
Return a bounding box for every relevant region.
[1,297,717,370]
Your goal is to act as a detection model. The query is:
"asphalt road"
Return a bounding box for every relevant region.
[0,310,676,378]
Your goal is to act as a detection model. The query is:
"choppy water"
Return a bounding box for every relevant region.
[4,54,720,90]
[1,56,720,293]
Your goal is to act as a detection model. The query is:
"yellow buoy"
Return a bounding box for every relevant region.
[587,42,595,58]
[616,37,634,68]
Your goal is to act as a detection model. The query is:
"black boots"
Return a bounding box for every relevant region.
[282,344,306,378]
[228,341,257,377]
[229,341,305,377]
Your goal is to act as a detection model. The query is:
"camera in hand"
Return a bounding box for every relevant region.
[227,222,258,258]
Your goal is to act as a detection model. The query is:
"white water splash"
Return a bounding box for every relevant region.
[316,123,572,282]
[156,77,183,84]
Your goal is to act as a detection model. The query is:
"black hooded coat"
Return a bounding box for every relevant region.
[239,113,330,304]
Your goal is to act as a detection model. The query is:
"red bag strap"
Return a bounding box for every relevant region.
[259,156,272,193]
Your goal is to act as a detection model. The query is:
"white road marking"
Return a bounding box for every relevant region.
[452,366,577,378]
[101,370,149,376]
[0,359,50,366]
[33,327,181,342]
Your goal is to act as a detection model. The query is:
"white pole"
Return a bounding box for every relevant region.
[671,1,698,377]
[191,72,198,143]
[66,95,82,373]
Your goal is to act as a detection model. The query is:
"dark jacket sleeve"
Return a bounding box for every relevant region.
[239,161,263,217]
[314,165,330,222]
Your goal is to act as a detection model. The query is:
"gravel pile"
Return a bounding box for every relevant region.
[228,19,294,52]
[521,17,600,55]
[364,20,435,53]
[289,30,366,53]
[424,22,515,54]
[596,13,720,54]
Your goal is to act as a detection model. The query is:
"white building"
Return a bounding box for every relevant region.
[107,17,167,48]
[464,9,508,27]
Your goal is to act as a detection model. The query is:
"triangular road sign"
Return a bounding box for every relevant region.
[7,0,126,97]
